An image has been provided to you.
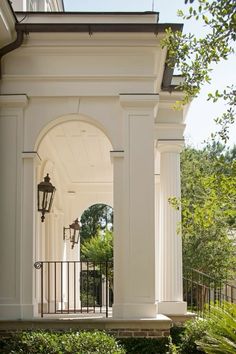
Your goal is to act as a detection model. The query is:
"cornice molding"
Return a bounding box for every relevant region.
[120,94,159,109]
[2,74,156,82]
[156,123,186,130]
[159,91,185,105]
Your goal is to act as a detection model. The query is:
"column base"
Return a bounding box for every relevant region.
[0,304,34,320]
[112,302,158,319]
[156,301,187,315]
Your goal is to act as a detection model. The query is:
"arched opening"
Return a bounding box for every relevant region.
[80,203,113,246]
[34,118,113,317]
[79,203,113,312]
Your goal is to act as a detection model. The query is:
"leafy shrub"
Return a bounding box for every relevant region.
[168,335,180,354]
[170,326,185,346]
[0,331,60,354]
[68,331,125,353]
[178,317,209,353]
[118,337,169,354]
[0,330,125,354]
[196,302,236,353]
[177,302,236,353]
[80,292,97,307]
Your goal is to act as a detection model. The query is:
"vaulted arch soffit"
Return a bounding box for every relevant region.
[34,113,114,151]
[35,114,114,203]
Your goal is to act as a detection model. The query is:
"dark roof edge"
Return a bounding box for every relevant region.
[0,30,24,77]
[161,69,185,92]
[15,22,183,33]
[162,64,174,90]
[61,0,65,12]
[7,0,18,22]
[161,44,184,90]
[15,11,159,15]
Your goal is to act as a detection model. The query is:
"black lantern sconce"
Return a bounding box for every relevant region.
[63,218,80,249]
[37,174,56,222]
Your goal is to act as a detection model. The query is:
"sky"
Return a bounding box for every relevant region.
[64,0,236,148]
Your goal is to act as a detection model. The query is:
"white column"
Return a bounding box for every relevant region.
[22,152,41,319]
[110,151,126,314]
[0,95,31,319]
[112,94,159,319]
[155,174,160,302]
[156,140,187,315]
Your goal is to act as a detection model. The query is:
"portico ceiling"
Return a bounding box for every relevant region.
[38,120,113,185]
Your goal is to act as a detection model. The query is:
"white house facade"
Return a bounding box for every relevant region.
[0,0,188,321]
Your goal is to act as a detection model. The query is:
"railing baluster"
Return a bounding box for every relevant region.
[67,261,70,314]
[106,261,108,318]
[219,281,222,305]
[93,261,96,313]
[86,261,89,313]
[54,262,57,314]
[74,262,76,313]
[208,277,211,313]
[190,269,193,312]
[61,262,63,314]
[48,262,50,314]
[80,261,83,313]
[41,263,44,318]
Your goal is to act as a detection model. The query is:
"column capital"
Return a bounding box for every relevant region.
[0,95,28,108]
[155,174,160,184]
[22,151,41,165]
[155,123,186,141]
[110,150,124,158]
[110,150,124,163]
[157,139,184,153]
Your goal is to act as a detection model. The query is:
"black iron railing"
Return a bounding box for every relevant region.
[34,261,113,318]
[34,262,236,318]
[183,268,236,316]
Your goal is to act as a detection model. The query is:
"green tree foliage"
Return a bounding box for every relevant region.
[207,86,236,143]
[179,144,236,281]
[162,0,236,142]
[81,229,113,289]
[81,229,113,262]
[162,0,236,280]
[80,203,113,244]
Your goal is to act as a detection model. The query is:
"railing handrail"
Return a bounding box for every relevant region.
[184,267,236,289]
[184,267,220,280]
[35,260,113,264]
